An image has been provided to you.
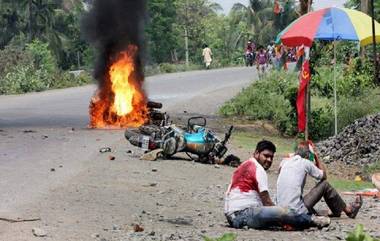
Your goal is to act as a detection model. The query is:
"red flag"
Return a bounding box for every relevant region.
[296,60,311,132]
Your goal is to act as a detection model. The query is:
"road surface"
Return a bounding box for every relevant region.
[0,67,256,240]
[1,67,376,241]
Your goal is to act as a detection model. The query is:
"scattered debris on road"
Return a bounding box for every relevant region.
[32,227,47,237]
[161,217,193,226]
[99,147,112,153]
[133,224,144,232]
[140,149,163,161]
[23,130,36,133]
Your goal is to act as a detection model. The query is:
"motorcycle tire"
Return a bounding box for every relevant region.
[162,137,177,157]
[139,124,161,136]
[124,128,140,140]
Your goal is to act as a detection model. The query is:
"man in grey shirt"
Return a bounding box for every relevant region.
[277,141,362,227]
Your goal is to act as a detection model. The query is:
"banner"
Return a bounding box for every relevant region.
[296,60,311,132]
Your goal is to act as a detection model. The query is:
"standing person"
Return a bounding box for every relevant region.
[277,141,363,224]
[267,41,275,66]
[224,140,330,230]
[245,40,255,66]
[256,46,268,78]
[202,44,212,69]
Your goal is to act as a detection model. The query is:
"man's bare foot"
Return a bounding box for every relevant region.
[346,195,363,219]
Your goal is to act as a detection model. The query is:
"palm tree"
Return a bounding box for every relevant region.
[230,0,276,46]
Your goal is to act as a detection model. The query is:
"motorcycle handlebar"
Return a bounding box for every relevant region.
[222,125,234,145]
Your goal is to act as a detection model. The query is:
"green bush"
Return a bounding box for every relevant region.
[311,59,375,98]
[0,64,48,94]
[26,39,57,73]
[49,71,93,89]
[0,45,34,77]
[219,70,298,135]
[309,106,334,140]
[219,67,380,140]
[0,41,93,94]
[158,63,176,73]
[145,63,202,76]
[337,89,380,131]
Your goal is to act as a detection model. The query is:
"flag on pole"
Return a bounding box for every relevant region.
[296,60,311,132]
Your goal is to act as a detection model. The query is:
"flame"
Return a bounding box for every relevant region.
[89,45,148,128]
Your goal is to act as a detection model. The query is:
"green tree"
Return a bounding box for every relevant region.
[174,0,222,64]
[146,0,178,63]
[231,0,296,47]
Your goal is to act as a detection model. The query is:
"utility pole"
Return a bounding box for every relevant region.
[28,0,33,41]
[370,0,379,83]
[360,0,369,59]
[184,0,189,68]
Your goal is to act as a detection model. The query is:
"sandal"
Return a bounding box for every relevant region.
[348,195,363,219]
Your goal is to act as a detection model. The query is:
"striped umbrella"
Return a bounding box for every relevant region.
[276,7,380,47]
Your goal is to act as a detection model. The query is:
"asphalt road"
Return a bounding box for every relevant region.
[0,66,256,213]
[0,67,256,128]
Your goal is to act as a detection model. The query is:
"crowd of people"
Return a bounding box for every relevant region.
[201,40,301,72]
[244,39,302,74]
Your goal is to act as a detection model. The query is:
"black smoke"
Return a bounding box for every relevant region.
[82,0,147,84]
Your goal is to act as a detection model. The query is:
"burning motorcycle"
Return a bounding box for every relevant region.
[125,113,239,166]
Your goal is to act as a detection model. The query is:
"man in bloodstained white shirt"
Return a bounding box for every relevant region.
[224,140,330,230]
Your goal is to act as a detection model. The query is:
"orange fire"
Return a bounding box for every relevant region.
[89,45,148,128]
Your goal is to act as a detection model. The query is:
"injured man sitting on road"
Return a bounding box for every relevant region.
[276,141,363,230]
[224,140,334,230]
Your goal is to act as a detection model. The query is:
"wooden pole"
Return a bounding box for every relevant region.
[333,41,338,135]
[304,0,312,141]
[305,74,310,141]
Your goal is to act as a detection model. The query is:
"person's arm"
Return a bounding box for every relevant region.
[306,157,327,181]
[256,167,274,206]
[259,191,275,206]
[315,155,327,180]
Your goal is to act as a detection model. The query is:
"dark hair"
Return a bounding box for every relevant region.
[202,43,208,48]
[255,140,276,153]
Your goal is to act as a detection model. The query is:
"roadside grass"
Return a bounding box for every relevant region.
[363,161,380,179]
[329,178,374,191]
[231,131,294,156]
[203,233,237,241]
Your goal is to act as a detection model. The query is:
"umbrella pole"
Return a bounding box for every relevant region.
[305,76,309,141]
[334,41,338,136]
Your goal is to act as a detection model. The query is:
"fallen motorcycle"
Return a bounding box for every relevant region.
[125,116,239,166]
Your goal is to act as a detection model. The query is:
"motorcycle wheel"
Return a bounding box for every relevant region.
[139,125,161,135]
[124,128,140,140]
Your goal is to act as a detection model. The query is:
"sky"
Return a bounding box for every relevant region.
[213,0,348,15]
